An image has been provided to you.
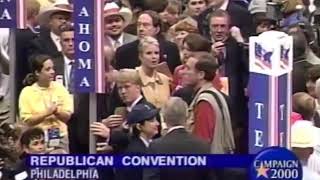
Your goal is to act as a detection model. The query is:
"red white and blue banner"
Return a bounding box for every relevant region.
[249,31,293,154]
[0,0,26,28]
[74,0,105,93]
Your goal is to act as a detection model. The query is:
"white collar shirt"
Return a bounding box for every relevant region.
[50,31,62,51]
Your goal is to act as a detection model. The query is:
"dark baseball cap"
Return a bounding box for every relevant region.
[127,103,159,125]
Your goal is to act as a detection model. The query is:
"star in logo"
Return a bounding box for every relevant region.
[256,164,269,178]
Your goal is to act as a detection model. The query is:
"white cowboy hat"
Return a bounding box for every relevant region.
[104,2,133,27]
[291,120,318,148]
[37,0,73,26]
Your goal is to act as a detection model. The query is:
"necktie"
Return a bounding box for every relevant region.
[218,51,226,77]
[68,61,75,93]
[114,40,121,50]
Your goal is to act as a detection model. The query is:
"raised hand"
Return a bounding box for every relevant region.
[90,122,110,138]
[101,115,124,128]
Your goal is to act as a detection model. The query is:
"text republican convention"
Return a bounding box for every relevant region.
[29,155,208,167]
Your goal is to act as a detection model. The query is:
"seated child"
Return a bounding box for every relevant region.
[20,127,46,155]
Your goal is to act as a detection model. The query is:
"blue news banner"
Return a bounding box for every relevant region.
[24,147,304,180]
[28,154,254,168]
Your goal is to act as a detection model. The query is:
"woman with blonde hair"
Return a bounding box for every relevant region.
[136,36,171,108]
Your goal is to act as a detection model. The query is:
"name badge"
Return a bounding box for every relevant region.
[48,128,61,147]
[55,75,64,85]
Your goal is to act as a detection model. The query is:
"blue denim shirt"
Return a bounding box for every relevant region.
[281,11,308,29]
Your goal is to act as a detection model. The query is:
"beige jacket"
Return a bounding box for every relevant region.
[188,83,235,154]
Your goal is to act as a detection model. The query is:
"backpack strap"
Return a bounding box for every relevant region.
[201,90,231,121]
[200,90,235,153]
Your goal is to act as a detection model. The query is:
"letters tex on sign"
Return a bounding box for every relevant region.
[248,31,293,154]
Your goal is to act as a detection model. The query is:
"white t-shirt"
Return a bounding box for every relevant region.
[308,127,320,175]
[303,165,320,180]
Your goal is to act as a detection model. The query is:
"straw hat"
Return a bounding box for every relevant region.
[37,0,73,26]
[104,2,133,27]
[291,120,318,148]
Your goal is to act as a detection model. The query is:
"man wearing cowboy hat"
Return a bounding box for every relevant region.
[29,0,73,59]
[104,2,137,53]
[291,120,320,179]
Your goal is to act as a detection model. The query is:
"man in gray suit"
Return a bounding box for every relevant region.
[143,97,215,180]
[104,2,137,53]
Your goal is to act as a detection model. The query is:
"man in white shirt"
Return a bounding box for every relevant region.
[90,69,164,152]
[90,69,146,139]
[197,0,253,40]
[54,24,74,92]
[291,120,320,180]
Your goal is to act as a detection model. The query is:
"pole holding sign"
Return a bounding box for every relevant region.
[249,31,293,154]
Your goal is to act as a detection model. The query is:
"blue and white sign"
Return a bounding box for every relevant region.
[0,0,16,27]
[250,147,302,180]
[249,31,293,154]
[74,0,105,93]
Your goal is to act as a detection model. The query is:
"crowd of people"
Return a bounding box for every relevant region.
[0,0,320,179]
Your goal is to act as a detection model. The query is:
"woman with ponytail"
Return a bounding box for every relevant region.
[19,54,73,153]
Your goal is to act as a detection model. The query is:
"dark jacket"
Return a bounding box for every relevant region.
[143,128,214,180]
[29,28,62,59]
[109,97,162,153]
[68,93,110,154]
[115,137,148,180]
[115,39,181,73]
[223,37,248,126]
[9,153,30,180]
[292,57,314,94]
[52,55,67,86]
[197,2,253,40]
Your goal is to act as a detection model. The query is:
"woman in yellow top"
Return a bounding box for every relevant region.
[19,54,73,153]
[136,36,171,108]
